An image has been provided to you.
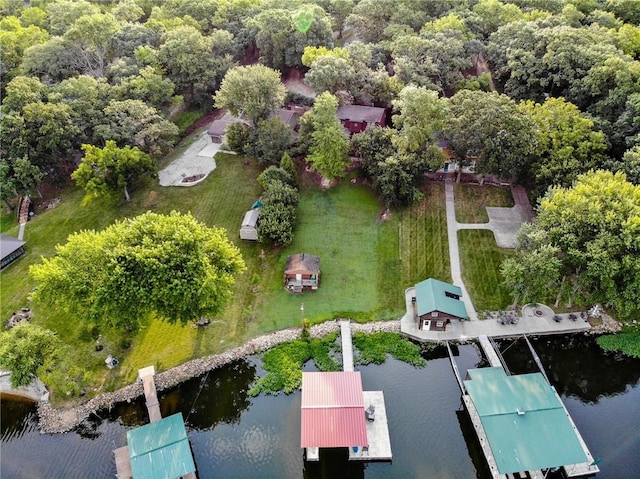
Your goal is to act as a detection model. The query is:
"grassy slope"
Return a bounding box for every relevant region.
[0,150,456,398]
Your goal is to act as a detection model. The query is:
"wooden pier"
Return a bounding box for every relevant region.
[478,335,502,368]
[138,365,161,423]
[114,366,197,479]
[340,320,354,372]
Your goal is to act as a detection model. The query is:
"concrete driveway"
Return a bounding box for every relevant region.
[158,130,221,186]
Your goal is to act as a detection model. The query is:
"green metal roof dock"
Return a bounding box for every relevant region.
[465,368,587,474]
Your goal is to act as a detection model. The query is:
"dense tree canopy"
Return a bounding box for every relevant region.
[504,171,640,319]
[72,140,155,201]
[30,211,246,330]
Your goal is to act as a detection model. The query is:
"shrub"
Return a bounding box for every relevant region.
[225,122,251,153]
[257,166,292,189]
[263,180,299,207]
[257,203,296,245]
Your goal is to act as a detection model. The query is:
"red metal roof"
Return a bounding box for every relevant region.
[300,372,368,448]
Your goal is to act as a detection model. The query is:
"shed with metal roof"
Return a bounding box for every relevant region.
[301,372,368,449]
[464,368,588,475]
[413,278,467,331]
[240,208,260,241]
[1,234,26,270]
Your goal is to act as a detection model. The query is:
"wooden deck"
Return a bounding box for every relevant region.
[340,320,354,372]
[139,366,161,423]
[114,446,133,479]
[349,391,392,461]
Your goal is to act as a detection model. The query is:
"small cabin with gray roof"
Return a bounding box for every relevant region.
[284,253,320,293]
[413,278,467,331]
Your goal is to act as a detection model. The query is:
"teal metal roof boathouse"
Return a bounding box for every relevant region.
[464,367,588,475]
[126,413,195,479]
[414,278,467,331]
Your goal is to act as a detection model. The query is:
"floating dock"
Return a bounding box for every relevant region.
[139,365,162,423]
[340,320,354,372]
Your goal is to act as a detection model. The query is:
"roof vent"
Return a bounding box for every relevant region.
[516,408,525,415]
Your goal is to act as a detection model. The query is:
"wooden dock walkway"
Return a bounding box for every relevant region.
[114,446,132,479]
[138,366,161,423]
[478,335,502,368]
[340,320,354,372]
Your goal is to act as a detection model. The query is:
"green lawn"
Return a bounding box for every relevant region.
[399,182,451,285]
[458,229,514,311]
[0,149,451,400]
[454,184,514,223]
[252,180,396,332]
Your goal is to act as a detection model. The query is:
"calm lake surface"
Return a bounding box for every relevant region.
[2,335,639,478]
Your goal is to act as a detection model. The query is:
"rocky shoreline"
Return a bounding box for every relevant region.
[37,319,401,434]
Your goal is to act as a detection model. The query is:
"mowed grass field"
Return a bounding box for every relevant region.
[454,184,514,223]
[2,134,509,397]
[458,230,514,311]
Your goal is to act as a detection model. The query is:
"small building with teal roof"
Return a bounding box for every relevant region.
[413,278,468,331]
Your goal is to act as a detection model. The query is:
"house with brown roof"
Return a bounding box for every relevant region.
[284,253,320,293]
[336,105,387,135]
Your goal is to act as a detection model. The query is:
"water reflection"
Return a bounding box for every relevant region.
[1,336,639,479]
[497,335,640,402]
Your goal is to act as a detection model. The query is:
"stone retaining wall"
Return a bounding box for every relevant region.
[37,320,401,434]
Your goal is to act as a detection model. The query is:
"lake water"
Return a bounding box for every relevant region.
[2,335,639,478]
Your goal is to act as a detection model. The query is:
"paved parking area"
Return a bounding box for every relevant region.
[158,130,220,186]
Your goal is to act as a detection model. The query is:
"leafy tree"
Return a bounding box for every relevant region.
[304,55,354,95]
[501,243,561,307]
[225,122,251,152]
[30,211,246,330]
[64,12,120,77]
[279,152,298,187]
[96,99,179,157]
[214,65,286,126]
[520,97,608,194]
[257,203,296,246]
[392,86,450,157]
[517,171,640,319]
[303,92,350,181]
[21,36,83,83]
[301,45,349,67]
[158,26,237,107]
[375,156,417,208]
[19,7,48,28]
[72,141,155,202]
[606,145,640,185]
[45,0,100,36]
[246,6,333,71]
[444,90,537,182]
[257,166,292,190]
[245,117,292,165]
[49,75,112,141]
[263,180,299,207]
[345,0,396,44]
[0,16,49,84]
[0,324,61,388]
[0,156,43,201]
[2,75,48,113]
[351,126,397,178]
[113,66,177,109]
[473,0,524,36]
[111,23,161,58]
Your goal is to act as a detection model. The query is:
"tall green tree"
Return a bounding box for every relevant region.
[30,211,246,330]
[64,12,120,77]
[72,141,155,202]
[508,170,640,319]
[213,65,286,126]
[96,99,178,157]
[0,324,61,388]
[520,97,608,195]
[444,90,537,182]
[302,92,350,181]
